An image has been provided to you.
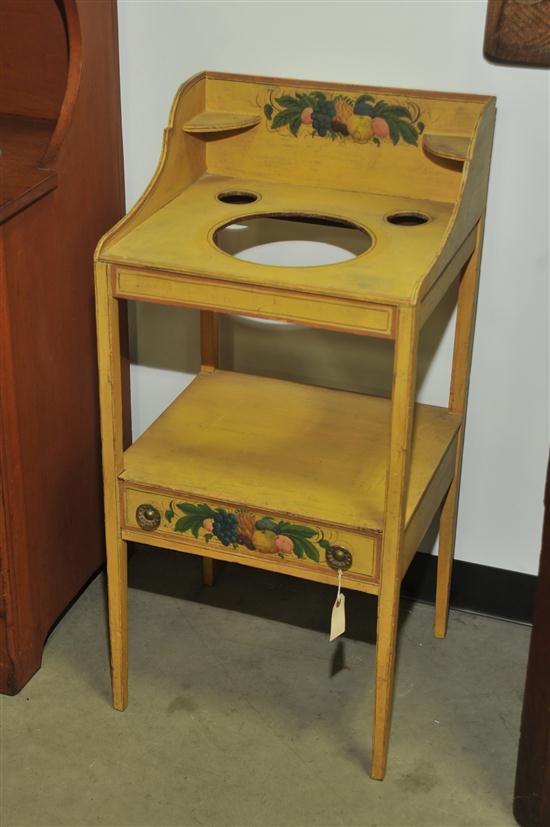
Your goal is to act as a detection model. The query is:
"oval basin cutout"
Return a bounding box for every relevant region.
[217,191,259,204]
[386,212,430,226]
[214,213,372,267]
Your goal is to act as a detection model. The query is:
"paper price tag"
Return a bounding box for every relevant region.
[329,570,346,642]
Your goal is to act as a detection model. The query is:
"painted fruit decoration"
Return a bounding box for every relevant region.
[263,90,424,147]
[164,501,342,564]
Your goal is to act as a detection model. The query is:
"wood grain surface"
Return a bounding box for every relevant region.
[0,0,125,694]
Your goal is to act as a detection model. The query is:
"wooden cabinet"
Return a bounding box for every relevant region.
[95,72,495,779]
[0,0,125,693]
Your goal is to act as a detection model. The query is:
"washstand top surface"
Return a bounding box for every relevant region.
[98,71,495,307]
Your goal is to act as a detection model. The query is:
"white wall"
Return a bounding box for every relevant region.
[117,0,549,575]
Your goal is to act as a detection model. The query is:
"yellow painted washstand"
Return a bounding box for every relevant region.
[94,71,495,780]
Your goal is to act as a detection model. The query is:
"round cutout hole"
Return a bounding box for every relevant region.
[217,191,259,205]
[214,213,372,267]
[386,212,430,226]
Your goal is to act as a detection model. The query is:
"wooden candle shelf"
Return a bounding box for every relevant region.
[422,133,470,162]
[95,71,495,779]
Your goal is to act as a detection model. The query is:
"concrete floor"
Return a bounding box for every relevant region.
[1,548,530,827]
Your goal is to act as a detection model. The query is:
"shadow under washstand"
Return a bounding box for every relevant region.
[127,545,416,652]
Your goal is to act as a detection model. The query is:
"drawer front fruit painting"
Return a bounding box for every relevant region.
[123,487,379,580]
[166,500,333,562]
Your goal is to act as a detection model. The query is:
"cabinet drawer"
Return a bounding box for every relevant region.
[122,486,380,586]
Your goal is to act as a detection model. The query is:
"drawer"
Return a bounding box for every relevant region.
[122,486,380,586]
[114,267,396,339]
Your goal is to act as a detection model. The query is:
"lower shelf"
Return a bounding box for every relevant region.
[120,370,460,589]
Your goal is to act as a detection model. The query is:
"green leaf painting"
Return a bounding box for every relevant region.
[263,88,423,147]
[163,501,345,566]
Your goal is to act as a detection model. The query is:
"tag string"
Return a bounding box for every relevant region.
[336,568,342,606]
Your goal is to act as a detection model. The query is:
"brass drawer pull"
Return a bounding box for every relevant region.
[136,503,161,531]
[325,545,352,571]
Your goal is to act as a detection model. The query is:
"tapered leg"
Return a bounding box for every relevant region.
[435,222,484,639]
[372,577,402,780]
[106,538,128,710]
[436,476,461,639]
[372,307,418,780]
[200,310,219,586]
[95,262,129,710]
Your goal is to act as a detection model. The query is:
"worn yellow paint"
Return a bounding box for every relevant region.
[402,433,459,578]
[204,74,483,202]
[423,133,471,162]
[435,220,487,639]
[115,265,396,337]
[418,228,476,327]
[372,306,419,779]
[182,110,260,133]
[199,307,219,579]
[105,174,454,307]
[94,262,128,712]
[120,370,461,533]
[94,72,495,780]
